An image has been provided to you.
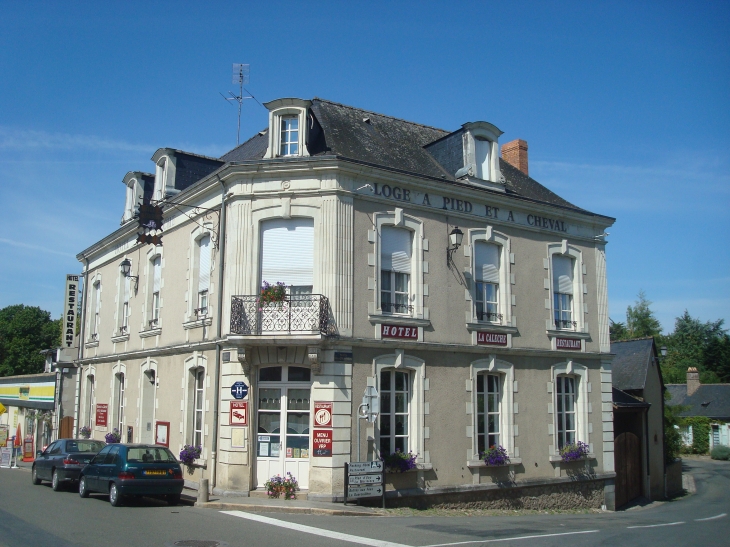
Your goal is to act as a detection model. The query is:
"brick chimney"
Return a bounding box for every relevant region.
[687,367,701,396]
[501,139,529,176]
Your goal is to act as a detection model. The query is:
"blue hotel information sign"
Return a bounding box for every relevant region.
[231,381,248,400]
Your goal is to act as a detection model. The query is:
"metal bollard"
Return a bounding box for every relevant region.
[198,478,209,503]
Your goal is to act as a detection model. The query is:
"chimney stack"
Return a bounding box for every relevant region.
[687,367,701,396]
[501,139,529,176]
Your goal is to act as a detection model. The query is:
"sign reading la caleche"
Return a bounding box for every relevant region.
[370,182,570,233]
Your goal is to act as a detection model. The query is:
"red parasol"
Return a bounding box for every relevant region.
[14,423,22,447]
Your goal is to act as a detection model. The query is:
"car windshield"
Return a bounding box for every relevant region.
[127,447,177,463]
[67,440,105,453]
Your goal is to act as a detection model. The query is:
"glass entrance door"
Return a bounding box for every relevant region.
[256,366,311,489]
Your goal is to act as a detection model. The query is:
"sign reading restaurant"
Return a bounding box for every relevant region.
[556,337,582,351]
[369,182,572,234]
[63,274,80,349]
[477,332,508,346]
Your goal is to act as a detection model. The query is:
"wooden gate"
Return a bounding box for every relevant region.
[615,431,642,508]
[59,416,74,439]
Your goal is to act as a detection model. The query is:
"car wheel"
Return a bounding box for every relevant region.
[31,466,41,485]
[167,494,181,506]
[52,470,61,491]
[109,483,122,507]
[79,476,89,498]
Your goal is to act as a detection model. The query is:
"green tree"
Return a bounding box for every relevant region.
[661,311,728,384]
[0,305,60,377]
[625,290,662,339]
[609,319,629,341]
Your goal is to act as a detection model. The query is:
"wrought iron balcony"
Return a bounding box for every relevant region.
[230,294,331,336]
[555,319,577,329]
[477,311,503,322]
[381,302,413,314]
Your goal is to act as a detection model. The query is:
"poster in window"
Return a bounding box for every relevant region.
[155,421,170,447]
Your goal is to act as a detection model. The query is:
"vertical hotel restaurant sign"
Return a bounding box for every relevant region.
[63,275,80,349]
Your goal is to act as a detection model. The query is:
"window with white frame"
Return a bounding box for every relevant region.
[85,374,95,428]
[380,226,413,314]
[280,116,299,156]
[260,218,314,295]
[152,256,161,325]
[92,281,101,339]
[379,369,410,454]
[552,255,575,330]
[470,359,515,461]
[119,274,130,333]
[555,375,576,449]
[474,242,501,322]
[551,362,589,454]
[191,368,205,447]
[475,137,491,180]
[196,236,211,317]
[476,373,501,454]
[114,372,125,433]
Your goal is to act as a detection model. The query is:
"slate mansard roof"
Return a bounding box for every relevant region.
[666,384,730,420]
[611,338,657,392]
[220,98,604,216]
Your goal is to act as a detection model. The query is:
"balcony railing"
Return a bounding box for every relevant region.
[477,311,503,322]
[381,302,413,314]
[555,319,577,330]
[230,294,331,336]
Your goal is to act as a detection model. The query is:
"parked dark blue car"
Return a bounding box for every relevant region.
[32,439,106,490]
[78,444,184,507]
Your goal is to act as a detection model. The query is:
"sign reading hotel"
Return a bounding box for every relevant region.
[95,404,108,427]
[314,402,333,428]
[229,401,248,426]
[313,429,333,457]
[477,332,508,346]
[556,337,582,351]
[381,324,418,340]
[62,275,80,349]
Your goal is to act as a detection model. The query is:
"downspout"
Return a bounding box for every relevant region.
[210,174,228,492]
[73,254,90,437]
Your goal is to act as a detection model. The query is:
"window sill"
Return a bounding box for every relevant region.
[548,454,595,463]
[183,316,213,330]
[111,333,130,343]
[84,340,99,348]
[368,314,431,327]
[546,329,591,339]
[466,322,518,334]
[139,327,162,338]
[467,458,522,468]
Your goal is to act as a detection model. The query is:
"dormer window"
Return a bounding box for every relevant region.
[459,121,504,186]
[151,148,178,200]
[280,116,299,156]
[263,98,312,159]
[475,137,491,180]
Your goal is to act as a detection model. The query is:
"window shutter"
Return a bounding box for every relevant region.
[552,255,573,294]
[474,242,500,283]
[261,218,314,286]
[381,226,412,273]
[153,256,162,293]
[198,236,211,292]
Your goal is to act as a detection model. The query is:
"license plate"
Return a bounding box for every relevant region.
[144,470,166,476]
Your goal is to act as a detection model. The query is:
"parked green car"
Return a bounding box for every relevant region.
[78,444,184,507]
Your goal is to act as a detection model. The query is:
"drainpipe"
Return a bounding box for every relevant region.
[73,255,90,437]
[210,174,228,492]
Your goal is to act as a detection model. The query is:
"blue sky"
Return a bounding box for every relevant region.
[1,1,728,333]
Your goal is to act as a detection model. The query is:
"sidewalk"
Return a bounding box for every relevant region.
[194,493,383,517]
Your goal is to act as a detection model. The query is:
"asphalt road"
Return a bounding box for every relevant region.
[1,458,728,547]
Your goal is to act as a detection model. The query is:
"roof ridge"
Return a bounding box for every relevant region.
[611,337,655,343]
[313,97,450,135]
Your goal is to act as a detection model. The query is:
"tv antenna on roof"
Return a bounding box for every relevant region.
[221,63,252,146]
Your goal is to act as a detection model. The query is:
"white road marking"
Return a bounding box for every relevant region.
[220,510,411,547]
[420,530,600,546]
[695,513,727,521]
[626,521,685,529]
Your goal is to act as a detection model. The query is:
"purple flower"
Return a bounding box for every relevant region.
[381,450,418,473]
[179,444,202,465]
[105,428,121,444]
[560,441,590,462]
[481,445,510,466]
